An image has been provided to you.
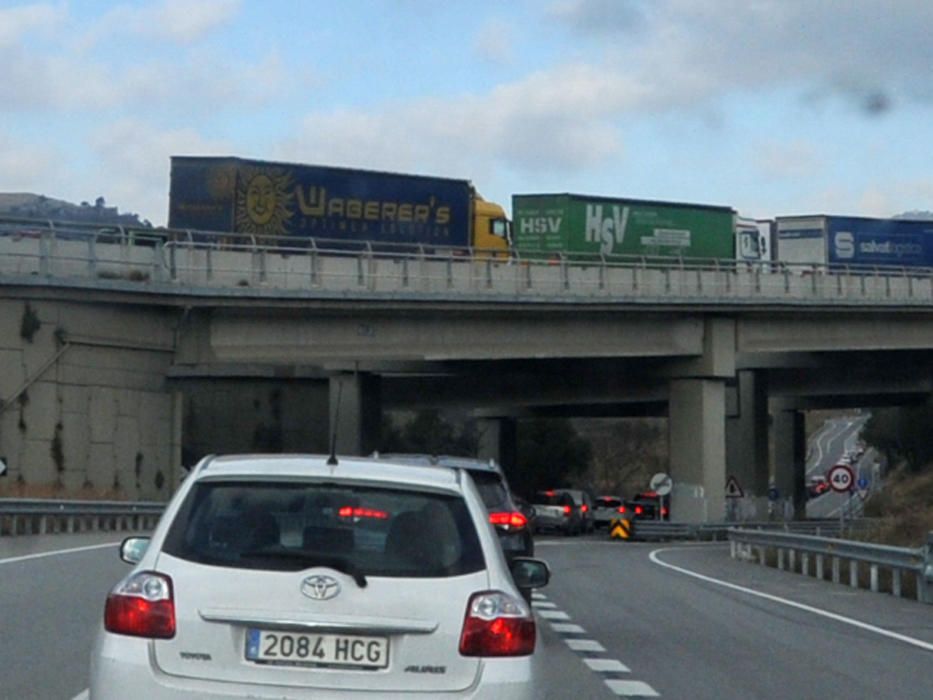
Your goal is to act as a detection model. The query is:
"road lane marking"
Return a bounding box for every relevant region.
[585,658,630,673]
[538,609,571,620]
[0,541,119,565]
[551,622,586,634]
[71,691,88,700]
[532,600,558,609]
[649,547,933,653]
[605,680,660,697]
[566,639,606,653]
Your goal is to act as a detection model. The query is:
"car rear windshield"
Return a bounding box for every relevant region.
[535,492,572,506]
[596,497,622,508]
[469,471,510,511]
[161,480,484,577]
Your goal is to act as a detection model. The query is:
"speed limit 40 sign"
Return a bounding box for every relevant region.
[827,464,855,493]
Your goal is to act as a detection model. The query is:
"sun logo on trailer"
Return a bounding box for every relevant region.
[235,166,294,236]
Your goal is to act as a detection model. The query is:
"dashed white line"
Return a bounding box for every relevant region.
[565,639,606,653]
[537,609,571,620]
[584,658,630,673]
[605,680,661,697]
[550,622,586,634]
[70,691,88,700]
[532,600,558,609]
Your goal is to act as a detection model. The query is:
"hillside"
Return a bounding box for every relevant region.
[0,193,149,227]
[862,466,933,547]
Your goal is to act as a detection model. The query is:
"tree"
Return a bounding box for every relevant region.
[380,410,478,456]
[511,419,592,497]
[862,405,933,473]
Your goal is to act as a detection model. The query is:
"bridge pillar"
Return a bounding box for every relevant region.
[773,409,807,518]
[329,372,381,456]
[476,417,517,472]
[668,379,727,523]
[726,370,770,502]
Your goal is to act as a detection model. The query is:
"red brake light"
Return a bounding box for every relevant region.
[489,512,528,529]
[338,506,389,520]
[545,490,556,496]
[562,505,572,516]
[661,507,669,517]
[104,571,175,639]
[459,591,535,657]
[635,505,644,515]
[617,505,627,514]
[581,504,589,513]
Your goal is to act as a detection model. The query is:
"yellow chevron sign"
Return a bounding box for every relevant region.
[609,517,632,540]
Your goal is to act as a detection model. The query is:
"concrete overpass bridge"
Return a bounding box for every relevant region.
[1,221,931,520]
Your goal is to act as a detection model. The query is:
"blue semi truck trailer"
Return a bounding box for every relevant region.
[776,215,933,269]
[167,156,510,252]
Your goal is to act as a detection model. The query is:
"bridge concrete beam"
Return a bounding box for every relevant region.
[476,417,517,472]
[773,409,807,518]
[726,370,770,498]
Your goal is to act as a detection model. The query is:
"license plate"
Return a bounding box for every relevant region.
[246,629,389,669]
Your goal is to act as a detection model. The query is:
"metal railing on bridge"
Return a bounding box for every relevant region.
[2,215,933,306]
[0,498,164,537]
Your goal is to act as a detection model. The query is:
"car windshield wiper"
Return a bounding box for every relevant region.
[239,548,367,588]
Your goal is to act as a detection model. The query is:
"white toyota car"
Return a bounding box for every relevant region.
[90,454,549,699]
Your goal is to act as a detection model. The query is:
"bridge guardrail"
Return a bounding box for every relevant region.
[0,499,165,537]
[2,216,933,306]
[729,527,933,604]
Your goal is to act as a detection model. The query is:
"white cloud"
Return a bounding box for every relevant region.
[0,2,65,47]
[756,140,822,181]
[88,120,231,224]
[79,0,241,47]
[0,135,59,191]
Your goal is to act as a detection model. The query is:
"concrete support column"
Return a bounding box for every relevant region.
[476,417,517,471]
[329,372,381,456]
[726,370,770,497]
[668,378,727,523]
[773,409,807,518]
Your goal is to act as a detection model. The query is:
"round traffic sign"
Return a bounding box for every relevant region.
[827,464,855,493]
[649,472,673,496]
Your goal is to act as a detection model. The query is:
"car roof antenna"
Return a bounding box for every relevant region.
[327,379,343,467]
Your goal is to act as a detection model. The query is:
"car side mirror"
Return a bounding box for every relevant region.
[510,557,550,589]
[120,536,150,564]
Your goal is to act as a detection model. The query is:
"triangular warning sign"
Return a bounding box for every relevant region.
[725,476,744,498]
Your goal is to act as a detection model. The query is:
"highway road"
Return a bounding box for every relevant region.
[5,532,933,699]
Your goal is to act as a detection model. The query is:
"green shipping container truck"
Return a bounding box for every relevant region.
[512,194,736,259]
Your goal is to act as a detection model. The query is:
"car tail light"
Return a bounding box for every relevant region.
[489,511,528,530]
[661,507,669,517]
[581,504,589,513]
[617,505,627,514]
[635,505,644,516]
[104,571,175,639]
[562,505,572,516]
[459,591,535,657]
[338,506,389,520]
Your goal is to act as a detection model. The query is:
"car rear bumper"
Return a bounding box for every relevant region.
[90,632,536,700]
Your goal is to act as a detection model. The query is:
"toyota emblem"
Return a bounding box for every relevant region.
[301,574,341,601]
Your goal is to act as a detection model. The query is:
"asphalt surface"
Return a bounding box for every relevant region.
[5,530,932,699]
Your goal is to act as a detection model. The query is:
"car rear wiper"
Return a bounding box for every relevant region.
[239,549,368,588]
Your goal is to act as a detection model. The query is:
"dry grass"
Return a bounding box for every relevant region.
[860,466,933,547]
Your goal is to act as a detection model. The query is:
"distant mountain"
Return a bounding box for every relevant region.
[894,210,933,221]
[0,193,150,227]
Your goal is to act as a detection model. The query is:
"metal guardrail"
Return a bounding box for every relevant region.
[0,499,164,536]
[2,216,933,306]
[624,519,855,542]
[729,527,933,604]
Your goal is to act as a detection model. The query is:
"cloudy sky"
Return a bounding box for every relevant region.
[2,0,932,225]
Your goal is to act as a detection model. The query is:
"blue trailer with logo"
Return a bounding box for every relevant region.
[775,215,933,270]
[167,156,510,252]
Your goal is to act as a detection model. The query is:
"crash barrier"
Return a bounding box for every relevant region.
[2,216,933,307]
[612,519,859,542]
[729,527,933,604]
[0,499,164,536]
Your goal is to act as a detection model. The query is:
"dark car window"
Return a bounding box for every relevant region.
[469,470,511,511]
[162,480,484,578]
[596,497,622,508]
[535,492,574,507]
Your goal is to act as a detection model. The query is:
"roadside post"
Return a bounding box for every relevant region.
[924,532,933,604]
[828,464,855,533]
[767,485,780,519]
[725,476,743,521]
[0,458,6,478]
[649,472,673,521]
